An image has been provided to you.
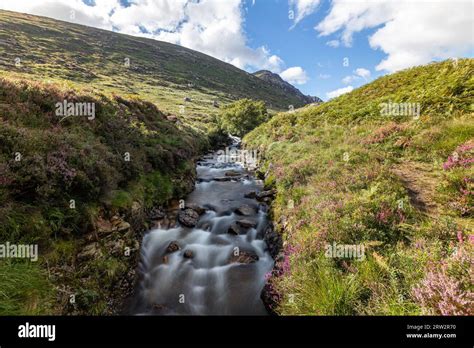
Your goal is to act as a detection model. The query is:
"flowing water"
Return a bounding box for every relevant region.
[131,138,274,315]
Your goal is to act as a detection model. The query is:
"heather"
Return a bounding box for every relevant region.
[0,76,202,313]
[245,59,474,315]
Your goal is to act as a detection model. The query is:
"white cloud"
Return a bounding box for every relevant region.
[326,39,340,48]
[342,67,371,84]
[289,0,320,25]
[0,0,117,29]
[280,66,309,85]
[318,73,331,79]
[0,0,285,72]
[342,75,354,84]
[354,68,371,80]
[326,85,353,99]
[315,0,474,72]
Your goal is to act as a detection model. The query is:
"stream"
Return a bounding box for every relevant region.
[131,138,274,315]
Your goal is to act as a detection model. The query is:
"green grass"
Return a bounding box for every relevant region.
[0,260,55,315]
[245,59,474,315]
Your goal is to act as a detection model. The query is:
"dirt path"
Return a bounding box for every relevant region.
[391,161,440,217]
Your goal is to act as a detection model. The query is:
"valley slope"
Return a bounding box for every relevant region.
[245,59,474,315]
[0,9,316,138]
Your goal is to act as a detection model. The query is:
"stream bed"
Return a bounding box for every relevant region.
[131,139,274,315]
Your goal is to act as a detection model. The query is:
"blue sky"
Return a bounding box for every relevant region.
[1,0,473,100]
[242,0,387,98]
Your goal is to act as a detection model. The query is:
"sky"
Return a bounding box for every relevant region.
[0,0,473,100]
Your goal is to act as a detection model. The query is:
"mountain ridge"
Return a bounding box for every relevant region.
[0,10,317,118]
[253,69,323,106]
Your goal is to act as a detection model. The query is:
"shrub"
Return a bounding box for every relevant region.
[218,99,268,137]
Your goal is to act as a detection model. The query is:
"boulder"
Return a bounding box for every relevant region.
[235,205,256,216]
[178,208,200,227]
[185,203,206,215]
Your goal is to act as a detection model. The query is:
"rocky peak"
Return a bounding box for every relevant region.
[252,70,322,106]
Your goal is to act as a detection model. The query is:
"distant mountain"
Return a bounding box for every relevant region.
[253,70,323,107]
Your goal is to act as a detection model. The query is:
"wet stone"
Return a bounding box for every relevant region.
[225,170,241,177]
[235,205,256,216]
[228,250,259,264]
[227,222,241,235]
[183,250,194,259]
[236,219,257,229]
[185,203,206,215]
[166,241,180,253]
[256,189,276,200]
[214,176,232,182]
[244,191,257,199]
[178,208,200,227]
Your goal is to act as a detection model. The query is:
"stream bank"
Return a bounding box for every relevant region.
[128,137,282,315]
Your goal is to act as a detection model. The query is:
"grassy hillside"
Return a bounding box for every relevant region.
[0,76,200,314]
[245,59,473,315]
[0,9,316,314]
[0,9,308,135]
